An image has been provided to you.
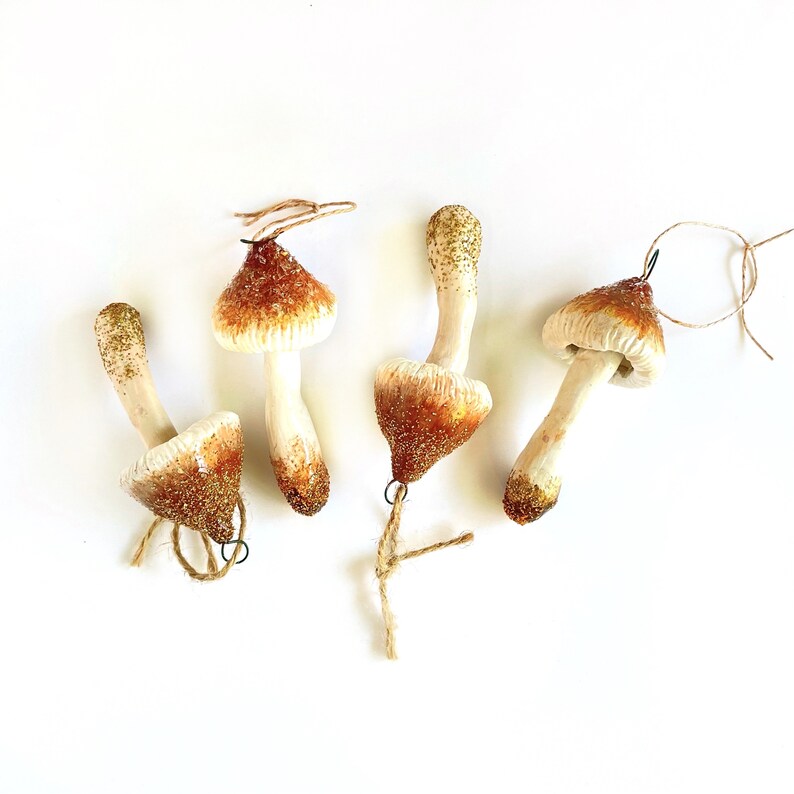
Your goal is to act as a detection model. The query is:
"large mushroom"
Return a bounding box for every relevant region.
[374,205,492,659]
[212,238,335,515]
[95,303,245,572]
[503,276,665,524]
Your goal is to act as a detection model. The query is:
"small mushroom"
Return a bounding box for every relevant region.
[374,205,492,659]
[503,276,665,524]
[212,239,334,515]
[95,303,244,544]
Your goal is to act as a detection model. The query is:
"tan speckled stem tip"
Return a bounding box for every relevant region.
[95,303,177,449]
[426,205,482,373]
[426,205,482,294]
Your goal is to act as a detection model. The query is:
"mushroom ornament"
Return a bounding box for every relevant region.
[503,274,665,524]
[212,199,355,516]
[95,303,247,579]
[374,205,492,659]
[503,219,794,526]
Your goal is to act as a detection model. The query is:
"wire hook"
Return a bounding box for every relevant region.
[220,538,249,564]
[384,479,408,505]
[643,248,660,280]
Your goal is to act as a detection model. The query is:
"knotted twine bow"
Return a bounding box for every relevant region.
[642,221,794,360]
[130,496,248,582]
[376,483,474,660]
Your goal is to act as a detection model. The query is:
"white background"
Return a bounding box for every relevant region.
[2,1,793,792]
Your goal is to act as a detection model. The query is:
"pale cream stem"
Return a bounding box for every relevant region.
[263,351,321,464]
[505,348,623,523]
[424,205,482,375]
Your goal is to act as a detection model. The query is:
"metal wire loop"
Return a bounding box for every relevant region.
[220,538,249,564]
[643,248,660,280]
[384,479,408,505]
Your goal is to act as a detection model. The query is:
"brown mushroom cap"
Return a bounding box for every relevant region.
[212,239,337,353]
[374,358,492,483]
[542,276,666,387]
[120,411,243,543]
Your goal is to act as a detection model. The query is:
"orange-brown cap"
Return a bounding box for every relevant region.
[120,412,243,543]
[212,239,337,353]
[374,358,492,483]
[543,277,666,387]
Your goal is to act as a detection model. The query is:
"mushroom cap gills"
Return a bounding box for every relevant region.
[542,276,666,388]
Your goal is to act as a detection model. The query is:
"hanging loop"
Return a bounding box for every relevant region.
[641,221,794,361]
[236,198,356,242]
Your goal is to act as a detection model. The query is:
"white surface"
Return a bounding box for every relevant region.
[1,1,793,792]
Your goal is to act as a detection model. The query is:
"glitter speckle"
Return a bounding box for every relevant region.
[271,441,330,515]
[95,303,146,384]
[426,205,482,295]
[563,277,664,345]
[502,472,560,525]
[374,358,492,482]
[121,412,244,543]
[212,239,336,353]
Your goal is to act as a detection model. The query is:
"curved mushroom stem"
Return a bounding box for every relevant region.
[425,205,482,374]
[264,351,330,515]
[503,348,623,524]
[95,303,178,450]
[426,288,477,373]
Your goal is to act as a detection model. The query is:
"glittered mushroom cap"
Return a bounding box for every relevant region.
[542,277,666,388]
[212,238,337,353]
[374,358,493,483]
[120,411,244,543]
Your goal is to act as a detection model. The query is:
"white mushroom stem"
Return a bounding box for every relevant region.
[426,287,478,373]
[511,348,623,489]
[263,351,322,466]
[425,205,482,374]
[95,304,178,450]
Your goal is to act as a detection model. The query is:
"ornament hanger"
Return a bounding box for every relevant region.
[641,221,794,360]
[237,198,357,243]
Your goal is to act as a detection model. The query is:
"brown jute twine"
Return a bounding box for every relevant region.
[130,496,248,582]
[642,221,793,361]
[235,198,357,242]
[376,483,474,660]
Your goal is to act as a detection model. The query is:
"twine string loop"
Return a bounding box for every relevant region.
[130,495,248,582]
[235,198,356,242]
[641,221,793,361]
